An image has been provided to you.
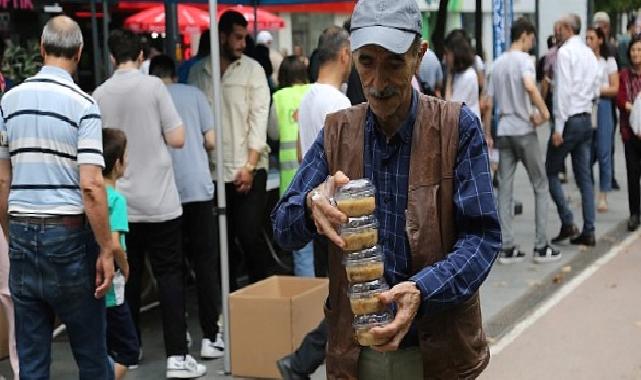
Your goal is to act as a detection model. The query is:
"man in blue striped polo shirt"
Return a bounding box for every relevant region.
[0,16,115,379]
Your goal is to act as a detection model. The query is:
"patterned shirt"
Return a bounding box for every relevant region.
[0,66,104,215]
[271,92,501,318]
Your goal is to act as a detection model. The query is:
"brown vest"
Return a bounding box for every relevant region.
[322,95,489,380]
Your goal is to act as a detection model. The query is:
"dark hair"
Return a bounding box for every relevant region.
[108,30,142,65]
[197,30,211,58]
[219,11,248,35]
[343,17,351,33]
[587,26,610,58]
[317,25,349,66]
[628,34,641,65]
[445,31,475,73]
[149,55,175,79]
[278,56,308,88]
[628,17,636,31]
[546,35,555,49]
[102,128,127,177]
[511,17,536,43]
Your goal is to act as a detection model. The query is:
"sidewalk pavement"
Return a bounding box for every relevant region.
[480,231,641,380]
[0,125,636,379]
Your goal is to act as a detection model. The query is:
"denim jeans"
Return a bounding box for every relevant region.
[593,98,613,192]
[293,242,315,277]
[9,220,113,380]
[546,113,596,234]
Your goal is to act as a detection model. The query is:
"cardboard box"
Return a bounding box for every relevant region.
[230,276,328,379]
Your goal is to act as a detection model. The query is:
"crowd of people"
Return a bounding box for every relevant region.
[0,0,639,379]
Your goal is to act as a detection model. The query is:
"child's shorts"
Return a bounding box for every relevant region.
[107,302,140,367]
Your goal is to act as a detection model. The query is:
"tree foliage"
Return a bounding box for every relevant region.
[596,0,641,13]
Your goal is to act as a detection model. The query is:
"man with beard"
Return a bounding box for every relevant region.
[272,0,501,377]
[189,11,271,290]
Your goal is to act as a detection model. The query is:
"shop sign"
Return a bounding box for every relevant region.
[0,0,33,10]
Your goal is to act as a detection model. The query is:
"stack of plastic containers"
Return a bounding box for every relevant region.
[335,179,393,347]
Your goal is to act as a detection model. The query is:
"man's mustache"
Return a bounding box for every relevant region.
[367,86,400,99]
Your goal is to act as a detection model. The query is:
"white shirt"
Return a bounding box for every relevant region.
[452,67,481,119]
[597,56,618,89]
[554,35,599,134]
[298,83,351,156]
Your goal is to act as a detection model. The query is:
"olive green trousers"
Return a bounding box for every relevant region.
[358,347,423,380]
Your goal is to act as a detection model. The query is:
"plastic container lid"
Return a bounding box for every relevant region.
[344,246,383,266]
[340,215,378,234]
[336,179,376,201]
[352,310,394,329]
[348,278,389,299]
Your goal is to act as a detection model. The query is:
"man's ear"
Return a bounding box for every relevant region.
[40,42,46,59]
[420,40,429,58]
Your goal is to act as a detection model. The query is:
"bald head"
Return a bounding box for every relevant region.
[41,15,83,59]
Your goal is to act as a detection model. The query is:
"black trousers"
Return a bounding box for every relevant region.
[625,137,641,216]
[216,169,269,291]
[291,318,327,374]
[125,218,188,356]
[182,200,221,340]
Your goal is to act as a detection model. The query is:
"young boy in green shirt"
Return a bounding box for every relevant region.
[103,128,139,379]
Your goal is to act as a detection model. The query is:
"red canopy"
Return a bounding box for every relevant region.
[218,5,285,31]
[124,4,286,34]
[124,4,210,34]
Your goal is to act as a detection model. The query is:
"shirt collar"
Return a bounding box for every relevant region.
[39,65,73,81]
[113,68,141,76]
[368,89,418,144]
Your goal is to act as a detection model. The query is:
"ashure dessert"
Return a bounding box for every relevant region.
[353,311,393,346]
[344,246,384,282]
[340,215,378,251]
[336,179,376,217]
[348,278,389,315]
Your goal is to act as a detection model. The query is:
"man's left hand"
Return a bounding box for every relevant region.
[234,167,254,193]
[369,281,421,352]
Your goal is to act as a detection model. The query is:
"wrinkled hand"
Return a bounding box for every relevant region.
[234,168,254,193]
[306,171,349,248]
[369,281,421,352]
[552,132,564,147]
[95,246,115,299]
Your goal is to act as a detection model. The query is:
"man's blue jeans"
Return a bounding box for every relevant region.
[546,113,596,234]
[9,219,113,380]
[293,242,315,277]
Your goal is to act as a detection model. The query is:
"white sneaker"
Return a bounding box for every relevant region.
[200,337,224,359]
[166,355,207,378]
[213,332,224,351]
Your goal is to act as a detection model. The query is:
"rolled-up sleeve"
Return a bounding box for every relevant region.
[410,107,501,315]
[248,64,270,152]
[271,129,330,250]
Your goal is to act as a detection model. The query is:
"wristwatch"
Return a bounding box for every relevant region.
[244,163,256,173]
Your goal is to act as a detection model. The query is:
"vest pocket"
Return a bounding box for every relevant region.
[406,184,442,268]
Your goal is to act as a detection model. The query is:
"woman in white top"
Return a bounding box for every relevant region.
[444,31,481,119]
[587,26,619,212]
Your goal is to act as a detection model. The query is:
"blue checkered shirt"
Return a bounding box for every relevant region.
[272,92,501,317]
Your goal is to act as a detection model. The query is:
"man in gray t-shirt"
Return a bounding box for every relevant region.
[94,30,207,378]
[486,18,559,265]
[149,55,225,360]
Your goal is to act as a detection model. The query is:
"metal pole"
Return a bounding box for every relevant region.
[90,0,101,86]
[102,0,112,77]
[208,0,231,374]
[165,1,179,60]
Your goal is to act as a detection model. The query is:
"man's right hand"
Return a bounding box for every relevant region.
[306,171,350,248]
[552,132,564,147]
[95,245,115,299]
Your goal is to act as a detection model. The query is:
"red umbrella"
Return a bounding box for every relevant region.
[124,5,210,34]
[218,5,285,32]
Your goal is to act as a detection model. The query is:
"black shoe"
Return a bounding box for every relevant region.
[277,355,310,380]
[628,215,640,232]
[498,246,526,264]
[551,224,579,244]
[570,233,596,247]
[612,178,621,191]
[533,245,562,263]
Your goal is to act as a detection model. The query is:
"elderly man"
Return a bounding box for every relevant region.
[547,14,599,247]
[0,16,115,379]
[272,0,501,378]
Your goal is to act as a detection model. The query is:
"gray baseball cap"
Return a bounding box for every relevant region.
[350,0,422,54]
